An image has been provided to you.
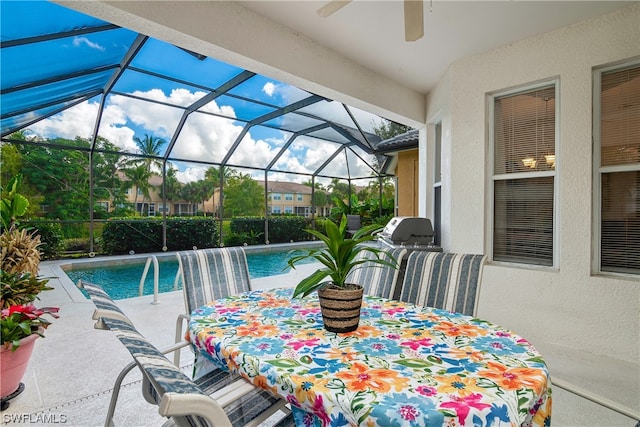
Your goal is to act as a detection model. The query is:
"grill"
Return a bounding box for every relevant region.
[377,216,442,251]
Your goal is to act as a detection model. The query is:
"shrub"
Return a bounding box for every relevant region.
[101,217,219,254]
[24,221,64,260]
[229,216,311,244]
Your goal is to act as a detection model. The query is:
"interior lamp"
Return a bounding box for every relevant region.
[545,154,556,168]
[521,157,537,169]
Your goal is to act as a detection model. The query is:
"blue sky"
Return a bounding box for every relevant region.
[3,1,385,186]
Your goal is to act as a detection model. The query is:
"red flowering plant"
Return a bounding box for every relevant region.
[1,304,59,351]
[1,174,59,351]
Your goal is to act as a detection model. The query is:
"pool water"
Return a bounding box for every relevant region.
[67,249,315,300]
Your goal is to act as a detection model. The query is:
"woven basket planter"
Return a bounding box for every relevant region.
[317,284,364,333]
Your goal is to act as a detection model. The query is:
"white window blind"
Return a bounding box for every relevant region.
[492,85,556,266]
[598,64,640,274]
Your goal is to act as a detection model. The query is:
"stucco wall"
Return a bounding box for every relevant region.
[427,4,640,363]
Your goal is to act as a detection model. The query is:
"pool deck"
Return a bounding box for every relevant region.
[2,251,637,426]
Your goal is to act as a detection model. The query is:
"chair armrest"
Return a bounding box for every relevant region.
[174,313,190,366]
[159,392,232,427]
[159,340,191,359]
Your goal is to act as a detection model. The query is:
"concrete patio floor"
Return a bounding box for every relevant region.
[2,255,638,426]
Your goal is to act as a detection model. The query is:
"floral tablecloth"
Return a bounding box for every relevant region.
[188,288,551,427]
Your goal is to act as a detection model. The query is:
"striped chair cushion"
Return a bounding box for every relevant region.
[346,248,407,299]
[83,281,293,427]
[177,247,252,313]
[399,252,487,316]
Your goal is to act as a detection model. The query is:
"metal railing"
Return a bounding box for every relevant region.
[139,255,160,304]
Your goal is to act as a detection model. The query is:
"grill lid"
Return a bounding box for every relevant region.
[379,216,434,245]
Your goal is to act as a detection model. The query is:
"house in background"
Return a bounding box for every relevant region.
[258,180,331,217]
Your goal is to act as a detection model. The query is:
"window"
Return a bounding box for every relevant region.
[271,206,281,214]
[297,194,303,201]
[285,193,293,201]
[272,193,281,201]
[491,82,557,266]
[284,206,293,214]
[594,62,640,275]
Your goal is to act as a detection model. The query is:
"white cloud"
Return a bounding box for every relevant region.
[23,87,373,184]
[73,37,105,51]
[28,101,98,141]
[262,82,276,97]
[176,165,207,183]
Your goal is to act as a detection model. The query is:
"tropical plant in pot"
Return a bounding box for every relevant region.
[287,215,397,333]
[1,174,59,404]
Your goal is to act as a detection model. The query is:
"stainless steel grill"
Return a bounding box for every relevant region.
[377,216,442,251]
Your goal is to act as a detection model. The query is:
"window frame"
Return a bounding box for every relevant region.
[487,78,560,269]
[592,58,640,277]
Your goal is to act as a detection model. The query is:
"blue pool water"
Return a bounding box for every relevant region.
[67,249,315,300]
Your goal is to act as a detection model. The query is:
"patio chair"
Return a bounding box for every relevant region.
[174,247,252,367]
[399,252,487,316]
[345,247,407,299]
[81,280,293,427]
[346,214,362,237]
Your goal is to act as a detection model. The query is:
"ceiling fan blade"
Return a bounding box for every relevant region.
[317,0,351,18]
[404,0,424,42]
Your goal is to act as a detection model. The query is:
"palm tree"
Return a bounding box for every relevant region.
[124,165,152,215]
[132,133,167,174]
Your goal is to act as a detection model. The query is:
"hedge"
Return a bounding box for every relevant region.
[101,217,219,254]
[228,216,313,245]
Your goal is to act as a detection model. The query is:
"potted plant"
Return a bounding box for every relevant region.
[1,174,58,406]
[287,215,397,333]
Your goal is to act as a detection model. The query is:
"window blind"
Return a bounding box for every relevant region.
[492,85,556,266]
[494,87,556,175]
[599,65,640,274]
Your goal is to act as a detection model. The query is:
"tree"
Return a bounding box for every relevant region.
[92,138,128,216]
[180,181,206,215]
[223,174,263,217]
[327,178,355,205]
[160,167,183,202]
[373,120,412,140]
[131,133,166,174]
[204,165,234,188]
[17,138,91,220]
[124,165,152,215]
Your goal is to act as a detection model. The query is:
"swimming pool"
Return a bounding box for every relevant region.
[65,246,319,300]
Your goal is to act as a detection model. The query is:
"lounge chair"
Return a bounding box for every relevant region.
[399,252,487,316]
[81,280,293,427]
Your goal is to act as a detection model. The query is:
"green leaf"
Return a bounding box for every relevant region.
[394,359,433,368]
[266,359,302,368]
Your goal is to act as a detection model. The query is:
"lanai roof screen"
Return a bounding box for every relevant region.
[1,1,391,182]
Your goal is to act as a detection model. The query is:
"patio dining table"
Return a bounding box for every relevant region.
[188,287,552,427]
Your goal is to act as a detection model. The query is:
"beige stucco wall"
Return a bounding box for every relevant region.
[427,4,640,363]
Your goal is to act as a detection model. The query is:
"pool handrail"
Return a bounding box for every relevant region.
[139,255,160,304]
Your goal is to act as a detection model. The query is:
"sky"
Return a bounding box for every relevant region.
[2,1,387,187]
